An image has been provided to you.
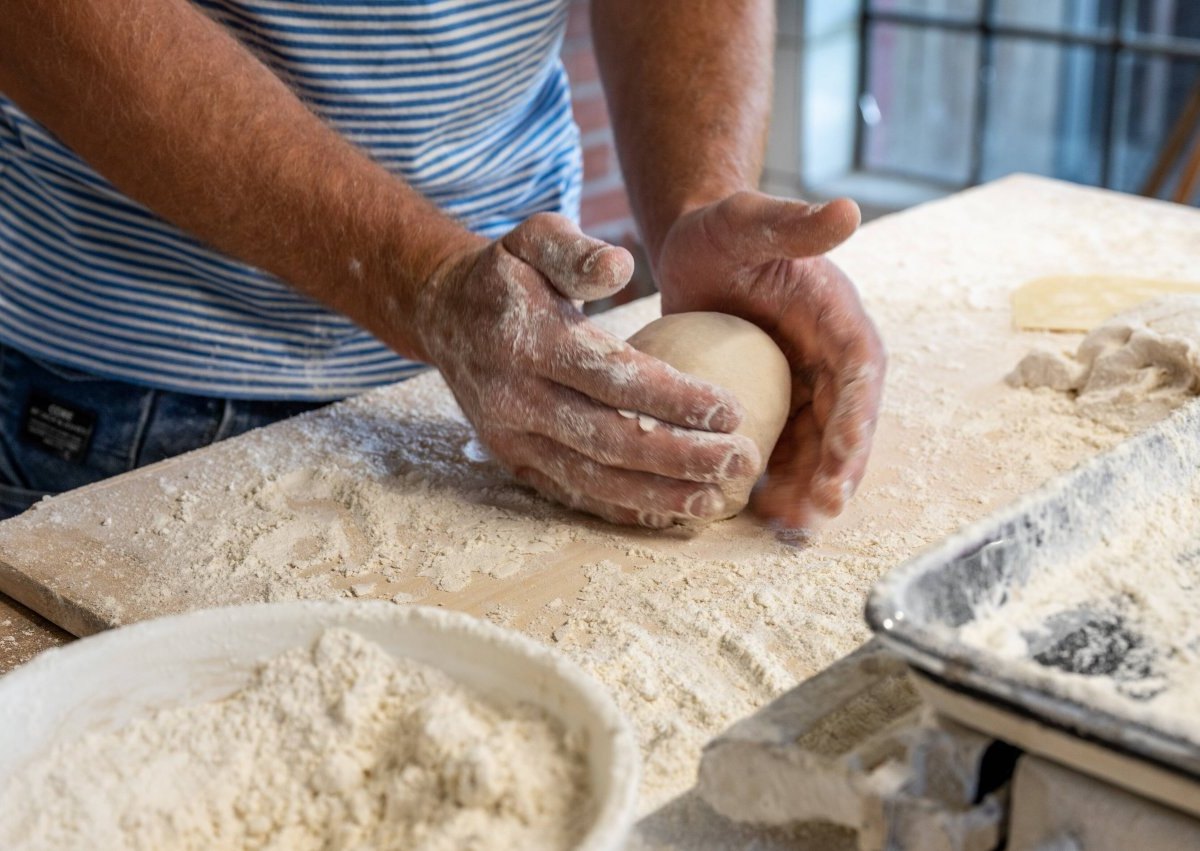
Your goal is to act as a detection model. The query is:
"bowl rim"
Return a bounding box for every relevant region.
[0,599,641,851]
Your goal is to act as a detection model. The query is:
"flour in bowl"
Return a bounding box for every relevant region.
[0,628,590,850]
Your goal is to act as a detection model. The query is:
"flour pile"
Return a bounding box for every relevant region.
[0,629,589,851]
[957,413,1200,743]
[1008,295,1200,428]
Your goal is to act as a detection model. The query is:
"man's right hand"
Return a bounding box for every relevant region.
[413,214,760,527]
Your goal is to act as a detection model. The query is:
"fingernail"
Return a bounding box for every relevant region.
[705,401,741,432]
[841,422,872,460]
[826,429,854,462]
[820,475,857,513]
[684,490,721,519]
[860,416,880,450]
[580,244,607,275]
[720,450,755,481]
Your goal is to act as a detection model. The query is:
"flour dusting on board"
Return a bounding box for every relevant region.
[0,628,588,850]
[10,179,1198,812]
[13,301,1135,811]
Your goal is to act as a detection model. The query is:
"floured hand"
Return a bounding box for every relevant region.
[656,191,887,534]
[415,213,761,527]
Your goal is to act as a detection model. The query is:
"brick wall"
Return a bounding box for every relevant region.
[563,0,635,242]
[562,0,656,305]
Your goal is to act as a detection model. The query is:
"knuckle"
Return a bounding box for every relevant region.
[525,211,568,236]
[551,405,602,449]
[636,511,673,529]
[481,239,508,268]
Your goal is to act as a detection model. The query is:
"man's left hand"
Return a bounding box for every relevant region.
[655,191,886,534]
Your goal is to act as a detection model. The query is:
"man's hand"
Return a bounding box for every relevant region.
[415,214,761,528]
[656,192,886,533]
[592,1,883,532]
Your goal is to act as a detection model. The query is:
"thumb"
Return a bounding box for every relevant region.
[717,193,861,265]
[502,212,634,302]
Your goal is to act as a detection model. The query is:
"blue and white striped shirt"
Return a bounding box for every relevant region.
[0,0,580,400]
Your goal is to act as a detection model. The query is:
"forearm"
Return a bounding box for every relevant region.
[591,0,774,272]
[0,0,481,361]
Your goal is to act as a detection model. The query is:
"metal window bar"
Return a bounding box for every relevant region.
[854,0,1200,190]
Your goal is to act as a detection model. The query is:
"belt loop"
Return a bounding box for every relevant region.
[128,389,159,470]
[214,398,237,443]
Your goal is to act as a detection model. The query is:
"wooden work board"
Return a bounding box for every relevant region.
[2,176,1200,817]
[1,176,1198,641]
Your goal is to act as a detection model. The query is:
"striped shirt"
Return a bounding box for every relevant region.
[0,0,580,400]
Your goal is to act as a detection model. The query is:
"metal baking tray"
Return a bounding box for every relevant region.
[866,399,1200,803]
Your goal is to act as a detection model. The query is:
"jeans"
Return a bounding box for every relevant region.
[0,343,328,520]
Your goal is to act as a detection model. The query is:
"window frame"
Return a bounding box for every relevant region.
[854,0,1200,190]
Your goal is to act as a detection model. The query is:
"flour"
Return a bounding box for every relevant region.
[986,294,1200,737]
[1008,295,1200,428]
[957,432,1200,743]
[17,298,1134,813]
[0,629,588,851]
[14,178,1196,817]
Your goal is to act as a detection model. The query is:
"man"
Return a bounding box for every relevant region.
[0,0,884,531]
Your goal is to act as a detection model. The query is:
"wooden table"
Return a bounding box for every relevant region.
[1,176,1197,848]
[0,594,69,674]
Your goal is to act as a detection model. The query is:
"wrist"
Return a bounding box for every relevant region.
[328,198,486,363]
[400,226,488,364]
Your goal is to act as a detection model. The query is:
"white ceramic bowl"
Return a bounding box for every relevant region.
[0,600,639,850]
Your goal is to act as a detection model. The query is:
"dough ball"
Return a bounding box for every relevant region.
[627,312,791,518]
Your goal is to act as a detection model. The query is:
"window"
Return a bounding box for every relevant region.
[855,0,1200,199]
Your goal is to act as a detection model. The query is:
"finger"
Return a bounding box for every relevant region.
[771,366,879,524]
[810,323,886,506]
[502,433,728,521]
[752,408,824,531]
[544,319,746,433]
[514,468,675,529]
[529,381,761,483]
[503,212,634,302]
[810,446,872,518]
[821,360,883,468]
[718,193,861,265]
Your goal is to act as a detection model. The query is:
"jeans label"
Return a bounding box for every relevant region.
[20,392,96,463]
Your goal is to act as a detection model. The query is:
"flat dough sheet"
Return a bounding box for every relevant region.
[1012,275,1200,333]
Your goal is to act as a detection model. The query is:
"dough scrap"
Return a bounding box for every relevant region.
[627,312,791,518]
[1012,275,1200,333]
[1008,295,1200,428]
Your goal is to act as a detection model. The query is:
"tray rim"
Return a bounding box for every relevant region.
[865,400,1200,780]
[909,669,1200,818]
